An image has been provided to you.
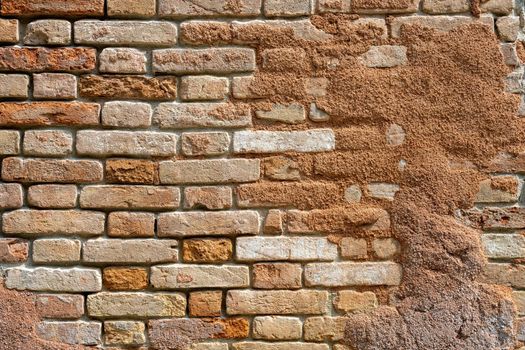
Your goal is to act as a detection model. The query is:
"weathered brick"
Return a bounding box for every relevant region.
[237,237,337,261]
[359,46,408,68]
[481,0,513,14]
[182,132,230,156]
[105,321,146,346]
[345,185,362,203]
[33,73,77,100]
[227,290,328,315]
[102,102,152,128]
[75,21,177,46]
[1,0,104,16]
[106,159,159,184]
[483,263,525,289]
[422,0,470,14]
[0,238,28,263]
[108,212,155,237]
[28,185,77,209]
[253,316,302,340]
[263,210,283,234]
[80,185,180,210]
[233,129,336,153]
[153,48,256,74]
[333,290,378,313]
[367,183,400,200]
[0,102,99,127]
[352,0,418,13]
[77,131,177,157]
[0,183,23,209]
[179,20,234,45]
[500,43,520,66]
[158,211,260,237]
[36,294,84,319]
[386,123,406,146]
[5,267,102,292]
[482,234,525,259]
[264,0,310,16]
[87,292,186,318]
[23,130,73,156]
[24,20,71,46]
[159,0,261,18]
[340,237,368,259]
[180,76,229,101]
[154,102,251,128]
[263,156,301,181]
[0,47,96,73]
[160,159,260,184]
[253,263,302,289]
[233,343,328,350]
[0,130,20,155]
[184,186,233,210]
[317,0,351,13]
[497,16,519,42]
[0,19,18,43]
[191,343,229,350]
[103,267,149,291]
[305,262,402,287]
[33,239,81,264]
[99,48,147,74]
[514,291,525,316]
[189,291,223,317]
[83,239,179,264]
[391,15,494,38]
[0,74,29,98]
[373,238,401,259]
[108,0,156,17]
[36,321,101,346]
[151,264,249,289]
[79,75,177,101]
[304,316,346,342]
[2,158,103,183]
[183,239,233,263]
[255,104,306,124]
[262,48,308,72]
[481,207,525,229]
[2,210,105,236]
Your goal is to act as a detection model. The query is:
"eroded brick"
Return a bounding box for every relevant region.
[80,185,179,210]
[0,183,23,209]
[227,290,328,315]
[233,129,336,153]
[184,186,233,210]
[0,47,96,73]
[305,262,402,287]
[264,0,311,17]
[2,158,103,183]
[99,48,147,74]
[107,0,156,17]
[33,73,77,100]
[0,238,28,263]
[24,20,71,46]
[189,291,223,317]
[84,239,178,264]
[183,239,233,263]
[106,159,158,184]
[0,102,99,127]
[102,102,152,128]
[36,294,84,319]
[333,290,378,313]
[0,130,20,155]
[28,185,77,208]
[151,264,249,288]
[23,130,73,156]
[0,19,18,43]
[1,0,104,16]
[154,102,251,128]
[104,321,146,346]
[103,267,149,290]
[182,132,230,156]
[159,0,261,18]
[237,237,337,261]
[252,263,302,289]
[180,76,229,101]
[36,321,101,346]
[0,74,29,98]
[108,212,155,238]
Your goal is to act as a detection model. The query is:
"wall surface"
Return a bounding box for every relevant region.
[0,0,524,349]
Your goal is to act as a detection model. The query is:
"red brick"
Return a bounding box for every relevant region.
[0,47,96,73]
[1,0,104,16]
[0,238,28,263]
[36,294,84,319]
[0,102,99,127]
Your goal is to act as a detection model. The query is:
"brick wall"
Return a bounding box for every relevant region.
[0,0,524,349]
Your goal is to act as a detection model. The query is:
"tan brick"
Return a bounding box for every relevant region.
[265,0,310,16]
[233,343,328,350]
[189,291,223,317]
[0,47,96,73]
[481,0,513,14]
[84,239,178,264]
[0,102,99,127]
[0,74,29,98]
[24,20,71,46]
[391,15,494,38]
[108,0,156,17]
[103,267,148,291]
[227,290,328,315]
[255,104,306,124]
[500,43,520,66]
[340,237,368,259]
[180,76,229,101]
[373,238,401,259]
[263,156,301,181]
[28,185,77,209]
[154,102,251,128]
[0,183,23,209]
[158,211,260,237]
[2,210,105,236]
[33,73,77,99]
[5,267,102,292]
[87,292,186,318]
[305,262,402,287]
[304,316,346,341]
[36,294,84,319]
[151,264,249,289]
[77,131,177,157]
[184,186,233,210]
[0,19,18,43]
[79,75,177,101]
[482,234,525,259]
[233,129,335,153]
[236,237,337,261]
[159,0,261,18]
[23,130,73,156]
[80,185,179,210]
[99,48,147,74]
[483,263,525,289]
[2,158,103,183]
[36,321,101,346]
[359,46,408,68]
[514,291,525,316]
[263,209,283,234]
[106,159,159,185]
[352,0,418,13]
[252,263,302,289]
[102,102,152,128]
[333,290,378,313]
[191,343,229,350]
[0,130,20,155]
[183,239,233,263]
[317,0,351,13]
[253,316,302,340]
[1,0,104,16]
[108,212,155,238]
[153,48,256,74]
[33,239,81,264]
[75,21,177,46]
[422,0,470,13]
[497,16,519,42]
[160,159,260,184]
[105,321,146,346]
[182,132,230,156]
[0,239,28,263]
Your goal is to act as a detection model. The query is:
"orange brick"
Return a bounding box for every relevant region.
[103,267,148,291]
[189,291,223,317]
[1,0,104,16]
[0,47,96,72]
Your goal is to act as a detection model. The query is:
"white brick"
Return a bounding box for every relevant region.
[99,48,147,74]
[180,76,229,101]
[5,267,102,292]
[159,159,260,184]
[24,20,71,46]
[236,237,338,261]
[305,262,402,287]
[83,239,179,264]
[36,321,101,346]
[0,74,29,98]
[482,234,525,259]
[23,130,73,156]
[33,239,81,264]
[102,101,152,128]
[33,73,77,100]
[367,183,400,200]
[233,129,335,153]
[151,264,250,289]
[0,130,20,155]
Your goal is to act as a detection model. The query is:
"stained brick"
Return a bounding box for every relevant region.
[108,212,155,238]
[227,290,328,315]
[252,263,302,289]
[1,0,104,16]
[333,290,378,313]
[481,207,525,229]
[2,158,103,183]
[189,291,223,317]
[36,294,85,319]
[182,132,230,156]
[0,102,99,127]
[80,185,179,210]
[159,0,261,18]
[24,20,72,46]
[183,239,233,263]
[154,102,251,128]
[305,262,402,287]
[0,238,28,263]
[184,187,233,210]
[28,185,77,209]
[83,239,179,264]
[160,159,260,184]
[36,321,101,346]
[23,130,73,156]
[151,264,249,289]
[0,47,96,73]
[104,321,146,346]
